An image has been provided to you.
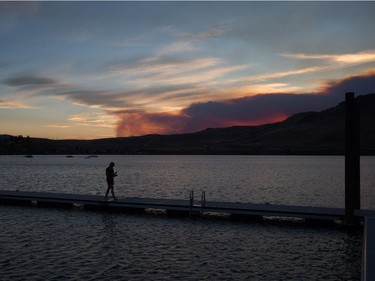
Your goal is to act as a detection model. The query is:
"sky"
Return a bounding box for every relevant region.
[1,1,375,140]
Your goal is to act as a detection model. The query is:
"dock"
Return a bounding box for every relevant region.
[1,190,373,222]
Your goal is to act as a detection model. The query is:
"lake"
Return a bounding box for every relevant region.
[1,155,373,280]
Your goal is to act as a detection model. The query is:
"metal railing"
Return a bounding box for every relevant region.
[189,190,206,213]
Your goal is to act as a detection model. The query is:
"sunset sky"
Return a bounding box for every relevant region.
[1,1,375,139]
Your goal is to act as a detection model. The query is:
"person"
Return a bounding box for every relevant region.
[105,162,118,200]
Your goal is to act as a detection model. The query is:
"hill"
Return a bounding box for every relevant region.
[1,93,375,155]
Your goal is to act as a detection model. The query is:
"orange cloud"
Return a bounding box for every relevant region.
[116,112,188,137]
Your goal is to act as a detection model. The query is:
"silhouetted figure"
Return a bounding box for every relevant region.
[105,162,117,200]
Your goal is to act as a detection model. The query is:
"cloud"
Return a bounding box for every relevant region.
[46,124,70,129]
[116,112,188,137]
[0,99,31,109]
[56,90,129,109]
[320,70,375,96]
[156,41,197,57]
[101,54,249,111]
[3,75,58,87]
[231,49,375,87]
[179,94,327,133]
[68,112,116,128]
[194,25,227,40]
[47,112,116,131]
[116,71,375,137]
[106,56,223,79]
[240,66,327,84]
[282,50,375,67]
[56,49,375,117]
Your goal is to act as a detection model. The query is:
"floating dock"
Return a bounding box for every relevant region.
[0,190,373,222]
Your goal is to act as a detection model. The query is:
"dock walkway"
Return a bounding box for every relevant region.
[1,190,374,221]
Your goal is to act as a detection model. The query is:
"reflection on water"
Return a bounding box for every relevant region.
[0,205,362,280]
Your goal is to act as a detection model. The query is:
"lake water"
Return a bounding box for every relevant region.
[1,155,374,208]
[1,155,374,280]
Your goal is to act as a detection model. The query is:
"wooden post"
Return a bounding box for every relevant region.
[345,92,360,223]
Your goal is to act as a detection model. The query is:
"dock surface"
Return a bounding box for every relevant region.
[1,190,373,221]
[1,190,375,280]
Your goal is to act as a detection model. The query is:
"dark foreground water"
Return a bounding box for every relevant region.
[0,205,362,281]
[0,155,372,280]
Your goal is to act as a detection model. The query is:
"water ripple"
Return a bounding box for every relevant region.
[0,205,362,280]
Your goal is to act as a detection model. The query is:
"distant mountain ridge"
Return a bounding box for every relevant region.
[1,93,375,155]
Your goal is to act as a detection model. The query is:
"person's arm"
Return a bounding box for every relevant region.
[107,169,117,177]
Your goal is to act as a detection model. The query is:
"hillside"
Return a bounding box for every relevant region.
[1,94,375,155]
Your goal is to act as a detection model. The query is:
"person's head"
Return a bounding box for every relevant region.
[110,162,115,167]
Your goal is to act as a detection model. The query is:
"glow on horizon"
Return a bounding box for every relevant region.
[1,1,375,139]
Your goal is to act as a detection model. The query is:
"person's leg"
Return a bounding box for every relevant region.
[111,185,116,200]
[105,185,110,200]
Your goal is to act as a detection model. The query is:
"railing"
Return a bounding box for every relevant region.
[189,190,206,213]
[201,191,206,208]
[189,190,194,211]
